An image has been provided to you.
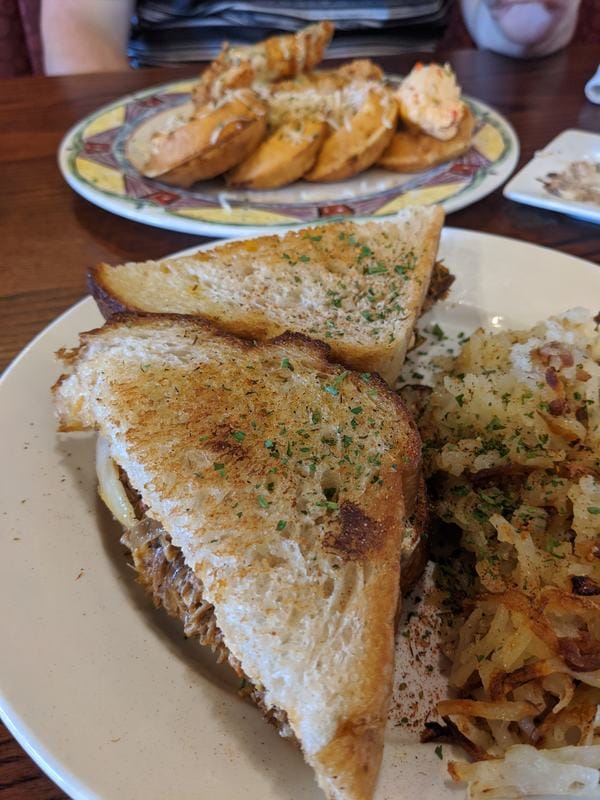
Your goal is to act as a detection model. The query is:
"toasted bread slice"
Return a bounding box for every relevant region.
[53,316,421,800]
[89,207,444,385]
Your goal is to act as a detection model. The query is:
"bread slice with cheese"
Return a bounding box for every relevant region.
[53,316,422,800]
[89,207,444,385]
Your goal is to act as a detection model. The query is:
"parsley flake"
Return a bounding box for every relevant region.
[365,263,388,275]
[486,416,505,431]
[431,323,446,341]
[316,500,339,511]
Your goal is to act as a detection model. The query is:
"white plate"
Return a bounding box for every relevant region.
[504,129,600,224]
[1,229,599,800]
[58,78,519,238]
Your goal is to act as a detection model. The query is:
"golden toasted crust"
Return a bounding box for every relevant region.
[377,104,475,173]
[88,209,444,386]
[312,719,385,800]
[53,314,422,800]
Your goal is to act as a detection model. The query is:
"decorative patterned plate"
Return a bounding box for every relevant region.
[58,78,519,238]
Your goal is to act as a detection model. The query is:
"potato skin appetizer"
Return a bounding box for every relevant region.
[136,22,474,190]
[227,120,329,190]
[141,89,267,187]
[304,87,397,183]
[378,104,475,173]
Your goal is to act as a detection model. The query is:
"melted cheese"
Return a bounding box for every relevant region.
[268,81,393,131]
[96,436,136,529]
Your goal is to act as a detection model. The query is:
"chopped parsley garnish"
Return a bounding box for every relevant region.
[486,416,505,431]
[213,462,225,476]
[280,357,293,370]
[333,371,349,388]
[324,385,339,397]
[364,263,388,275]
[455,394,465,407]
[231,431,246,442]
[360,372,371,382]
[257,495,270,509]
[431,323,446,341]
[276,520,287,531]
[316,500,339,511]
[264,439,275,449]
[350,406,363,415]
[298,254,310,263]
[472,507,489,523]
[588,507,600,515]
[435,745,443,760]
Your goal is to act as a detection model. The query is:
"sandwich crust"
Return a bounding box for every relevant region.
[88,208,445,386]
[53,315,421,800]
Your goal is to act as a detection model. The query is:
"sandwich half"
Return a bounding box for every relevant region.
[53,316,421,800]
[89,207,446,385]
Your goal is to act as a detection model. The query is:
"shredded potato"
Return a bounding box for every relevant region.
[449,744,600,798]
[404,309,600,796]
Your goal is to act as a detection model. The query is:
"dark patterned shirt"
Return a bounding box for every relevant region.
[129,0,452,66]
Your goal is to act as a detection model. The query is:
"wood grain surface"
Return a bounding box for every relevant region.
[1,46,599,799]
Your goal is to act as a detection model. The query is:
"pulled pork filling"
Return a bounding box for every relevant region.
[118,471,296,742]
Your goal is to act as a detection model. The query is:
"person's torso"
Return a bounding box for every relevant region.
[129,0,452,66]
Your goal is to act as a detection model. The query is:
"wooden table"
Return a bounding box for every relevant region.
[1,46,599,798]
